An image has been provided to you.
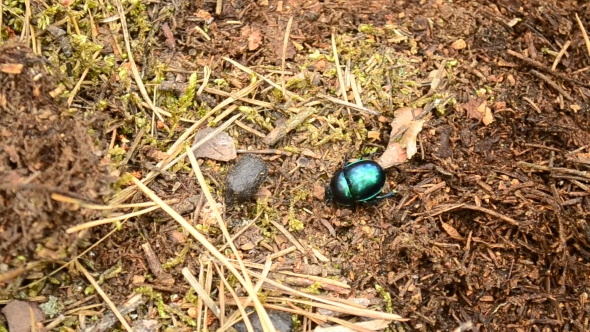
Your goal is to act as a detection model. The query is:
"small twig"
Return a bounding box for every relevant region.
[114,0,169,122]
[0,0,3,43]
[267,217,306,253]
[195,261,204,332]
[575,13,590,59]
[417,203,519,226]
[571,179,590,193]
[120,126,145,166]
[51,193,172,210]
[227,259,351,290]
[223,57,304,101]
[184,151,275,331]
[269,246,298,259]
[182,267,221,319]
[263,107,316,145]
[518,161,590,179]
[565,144,590,157]
[44,315,66,330]
[219,211,263,252]
[236,120,266,138]
[213,264,255,332]
[211,105,239,125]
[331,33,349,104]
[76,260,132,332]
[522,96,542,113]
[507,49,590,88]
[530,69,573,101]
[192,193,205,224]
[523,143,562,152]
[66,206,160,233]
[281,17,293,97]
[215,0,222,15]
[194,26,211,41]
[349,73,363,107]
[141,243,173,284]
[318,93,379,116]
[247,274,408,321]
[551,40,571,71]
[236,149,292,156]
[218,265,225,327]
[219,258,273,331]
[197,66,211,95]
[68,50,101,107]
[462,205,519,226]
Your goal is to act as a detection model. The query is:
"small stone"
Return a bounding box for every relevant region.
[234,310,293,332]
[225,155,268,205]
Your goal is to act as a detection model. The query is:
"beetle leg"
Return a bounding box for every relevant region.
[359,152,379,160]
[375,190,397,200]
[341,154,351,169]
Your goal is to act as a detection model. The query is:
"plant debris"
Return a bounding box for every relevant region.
[1,0,590,331]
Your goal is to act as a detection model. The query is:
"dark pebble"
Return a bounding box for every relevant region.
[233,310,293,332]
[225,155,268,205]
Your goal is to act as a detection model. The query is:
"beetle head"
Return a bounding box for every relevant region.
[324,185,333,202]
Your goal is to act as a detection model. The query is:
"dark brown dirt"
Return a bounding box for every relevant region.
[2,0,590,331]
[0,42,112,267]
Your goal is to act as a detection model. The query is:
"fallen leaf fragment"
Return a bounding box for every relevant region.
[400,119,425,160]
[1,300,45,332]
[390,107,423,137]
[245,26,263,51]
[482,106,494,125]
[194,9,213,24]
[192,127,237,162]
[461,98,483,120]
[441,221,464,240]
[378,142,408,168]
[462,98,493,125]
[378,107,425,169]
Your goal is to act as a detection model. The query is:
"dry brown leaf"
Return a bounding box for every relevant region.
[400,119,425,160]
[247,27,263,51]
[390,107,423,137]
[378,143,407,169]
[1,300,45,332]
[192,127,237,161]
[441,221,464,240]
[462,98,483,120]
[482,106,494,125]
[194,9,213,24]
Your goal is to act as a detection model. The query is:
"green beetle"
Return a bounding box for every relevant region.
[325,158,396,206]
